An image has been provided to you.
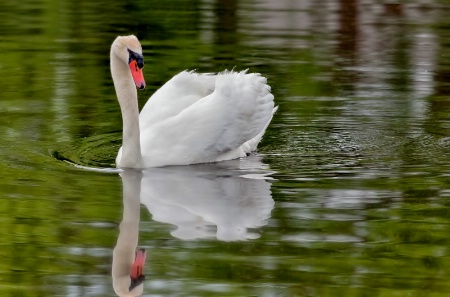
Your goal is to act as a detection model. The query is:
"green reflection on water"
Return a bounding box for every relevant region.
[1,0,450,296]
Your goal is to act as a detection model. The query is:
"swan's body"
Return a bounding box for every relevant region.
[111,35,277,168]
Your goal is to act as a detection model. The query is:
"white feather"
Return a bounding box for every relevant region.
[133,70,276,167]
[112,36,277,168]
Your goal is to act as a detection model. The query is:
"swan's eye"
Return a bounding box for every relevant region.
[128,49,144,69]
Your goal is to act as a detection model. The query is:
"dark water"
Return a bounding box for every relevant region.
[1,0,450,296]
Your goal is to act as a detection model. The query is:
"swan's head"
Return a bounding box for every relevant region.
[111,35,146,90]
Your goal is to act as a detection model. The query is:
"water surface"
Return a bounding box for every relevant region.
[1,0,450,296]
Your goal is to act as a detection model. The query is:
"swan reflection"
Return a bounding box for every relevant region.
[112,156,274,296]
[140,155,274,241]
[112,170,146,297]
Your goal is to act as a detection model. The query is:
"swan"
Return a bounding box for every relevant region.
[112,170,146,297]
[111,35,277,168]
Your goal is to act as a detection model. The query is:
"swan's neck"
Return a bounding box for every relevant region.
[111,52,142,167]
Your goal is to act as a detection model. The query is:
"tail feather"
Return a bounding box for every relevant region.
[242,106,278,153]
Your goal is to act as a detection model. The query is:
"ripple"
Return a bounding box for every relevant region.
[282,233,362,243]
[52,132,121,170]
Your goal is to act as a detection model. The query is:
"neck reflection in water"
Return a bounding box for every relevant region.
[111,155,274,296]
[112,170,146,297]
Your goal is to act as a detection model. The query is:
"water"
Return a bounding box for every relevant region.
[1,0,450,296]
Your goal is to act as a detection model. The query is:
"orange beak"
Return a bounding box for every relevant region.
[129,60,146,90]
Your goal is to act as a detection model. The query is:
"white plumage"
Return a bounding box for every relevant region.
[111,36,277,168]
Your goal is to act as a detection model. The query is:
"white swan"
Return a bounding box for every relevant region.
[112,170,146,297]
[110,35,277,168]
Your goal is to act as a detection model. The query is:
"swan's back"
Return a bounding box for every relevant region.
[139,71,216,127]
[136,70,276,167]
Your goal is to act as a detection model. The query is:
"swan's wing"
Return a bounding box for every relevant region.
[203,70,275,153]
[140,70,275,166]
[139,70,216,127]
